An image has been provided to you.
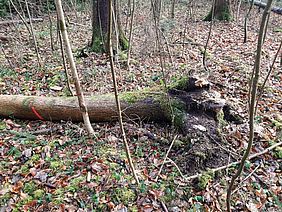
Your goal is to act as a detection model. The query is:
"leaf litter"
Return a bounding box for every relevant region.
[0,1,282,211]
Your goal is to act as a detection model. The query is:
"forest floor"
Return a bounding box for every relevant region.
[0,1,282,211]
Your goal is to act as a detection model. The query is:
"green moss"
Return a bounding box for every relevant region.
[17,164,29,175]
[23,181,36,194]
[54,188,64,196]
[90,27,106,53]
[271,120,282,129]
[197,171,214,190]
[218,6,232,21]
[31,154,40,162]
[194,151,206,159]
[274,147,282,159]
[0,120,6,130]
[168,77,189,91]
[50,161,63,170]
[0,190,11,205]
[216,109,227,130]
[121,91,150,103]
[90,36,104,52]
[204,5,232,21]
[59,20,65,31]
[33,189,44,199]
[120,92,143,104]
[170,98,186,130]
[203,10,212,21]
[161,185,176,202]
[16,195,33,208]
[66,176,85,192]
[52,188,65,205]
[112,187,136,205]
[118,51,128,61]
[118,31,129,50]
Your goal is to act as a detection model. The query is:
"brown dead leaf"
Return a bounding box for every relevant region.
[10,181,23,194]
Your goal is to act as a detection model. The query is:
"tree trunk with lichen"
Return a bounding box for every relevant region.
[91,0,128,52]
[204,0,232,21]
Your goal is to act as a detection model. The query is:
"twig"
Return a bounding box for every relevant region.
[9,0,32,35]
[232,163,260,195]
[0,18,43,25]
[68,21,89,28]
[155,135,178,181]
[166,157,187,179]
[57,15,74,96]
[160,201,169,212]
[244,0,255,43]
[24,0,42,68]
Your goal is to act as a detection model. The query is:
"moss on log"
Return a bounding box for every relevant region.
[0,92,170,123]
[0,77,233,131]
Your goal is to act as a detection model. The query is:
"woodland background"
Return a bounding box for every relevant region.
[0,0,281,211]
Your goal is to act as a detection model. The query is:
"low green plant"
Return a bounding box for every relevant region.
[112,187,136,205]
[0,121,6,130]
[7,146,21,159]
[33,189,44,199]
[0,0,8,17]
[23,181,36,194]
[0,66,17,78]
[66,176,85,192]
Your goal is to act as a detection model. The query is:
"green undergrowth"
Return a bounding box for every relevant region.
[0,121,195,210]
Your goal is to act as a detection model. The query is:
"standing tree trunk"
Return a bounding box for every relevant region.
[55,0,94,135]
[90,0,128,52]
[204,0,232,21]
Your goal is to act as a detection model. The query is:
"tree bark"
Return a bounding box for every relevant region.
[0,93,168,122]
[204,0,232,21]
[0,78,229,128]
[91,0,128,52]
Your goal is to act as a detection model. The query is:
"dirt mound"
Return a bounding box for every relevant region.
[171,112,234,176]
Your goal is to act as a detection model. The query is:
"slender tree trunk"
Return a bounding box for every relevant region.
[236,0,242,21]
[226,0,274,211]
[24,0,41,69]
[55,0,94,135]
[47,0,54,52]
[244,0,255,43]
[108,0,139,185]
[127,0,135,69]
[171,0,176,18]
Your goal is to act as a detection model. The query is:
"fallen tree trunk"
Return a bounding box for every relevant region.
[0,77,236,129]
[0,18,44,25]
[0,92,168,123]
[253,0,282,15]
[1,77,243,176]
